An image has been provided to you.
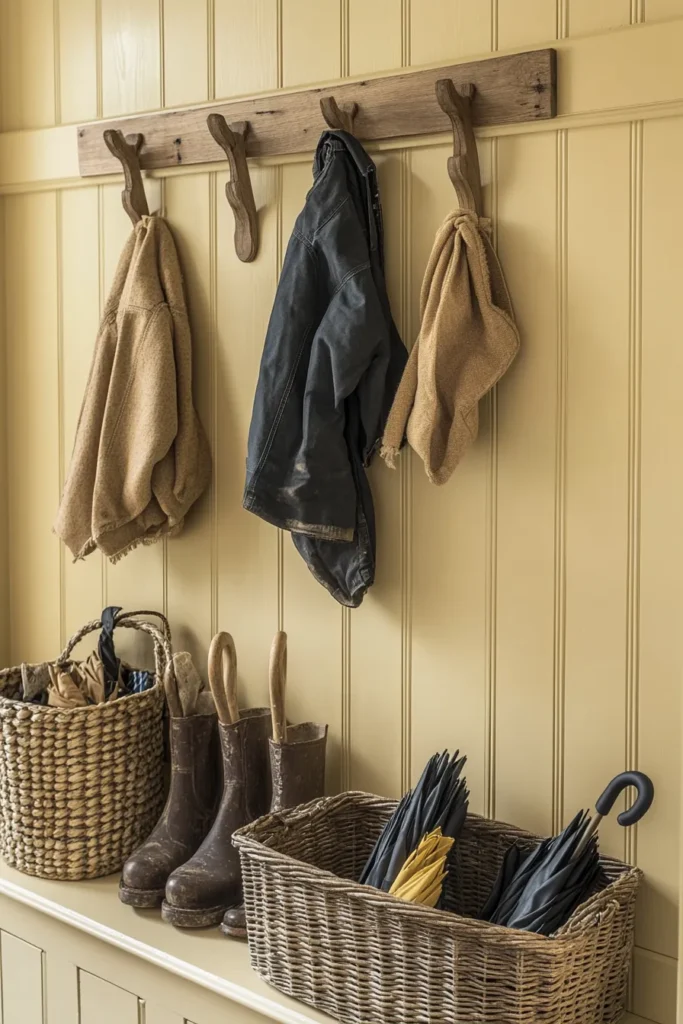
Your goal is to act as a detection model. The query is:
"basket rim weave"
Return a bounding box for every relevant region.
[0,609,171,714]
[233,790,643,953]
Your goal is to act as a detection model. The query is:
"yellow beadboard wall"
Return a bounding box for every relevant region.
[1,3,683,1024]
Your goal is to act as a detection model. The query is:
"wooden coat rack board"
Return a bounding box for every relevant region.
[78,47,556,259]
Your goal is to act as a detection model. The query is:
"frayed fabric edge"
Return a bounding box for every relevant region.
[379,444,401,470]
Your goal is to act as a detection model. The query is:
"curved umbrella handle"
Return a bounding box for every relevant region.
[595,771,654,826]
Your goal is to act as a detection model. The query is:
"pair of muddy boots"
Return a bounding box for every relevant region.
[119,632,327,930]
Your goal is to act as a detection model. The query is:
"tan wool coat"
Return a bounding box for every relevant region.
[55,214,211,561]
[381,210,520,485]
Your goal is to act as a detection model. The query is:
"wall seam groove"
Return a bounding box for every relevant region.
[491,0,499,52]
[341,0,350,78]
[159,0,166,109]
[557,0,569,40]
[484,136,499,820]
[341,607,351,791]
[401,0,411,67]
[160,178,169,620]
[95,0,103,120]
[276,0,284,90]
[552,127,568,835]
[97,184,107,607]
[209,171,218,636]
[625,117,643,867]
[276,165,284,632]
[53,0,62,126]
[399,148,412,795]
[207,0,216,102]
[55,189,66,648]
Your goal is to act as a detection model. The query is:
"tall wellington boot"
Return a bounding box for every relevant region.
[161,633,272,928]
[222,632,327,938]
[119,660,219,908]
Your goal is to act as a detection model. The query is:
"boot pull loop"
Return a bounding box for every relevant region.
[269,631,288,744]
[208,632,240,726]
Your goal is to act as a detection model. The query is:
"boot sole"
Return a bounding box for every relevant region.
[118,882,166,908]
[220,919,248,940]
[161,899,228,929]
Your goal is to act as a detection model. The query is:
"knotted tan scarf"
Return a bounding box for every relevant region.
[381,210,520,485]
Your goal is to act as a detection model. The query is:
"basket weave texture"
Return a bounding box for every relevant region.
[234,791,642,1024]
[0,610,167,880]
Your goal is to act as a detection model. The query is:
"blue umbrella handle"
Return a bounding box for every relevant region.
[595,770,654,826]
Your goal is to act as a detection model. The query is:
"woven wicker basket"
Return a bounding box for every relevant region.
[234,792,642,1024]
[0,610,167,880]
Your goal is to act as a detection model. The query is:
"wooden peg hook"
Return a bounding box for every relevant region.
[103,129,150,226]
[320,96,359,135]
[435,80,482,216]
[207,113,259,263]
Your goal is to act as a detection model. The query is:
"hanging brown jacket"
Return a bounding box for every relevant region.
[55,214,211,561]
[381,210,519,485]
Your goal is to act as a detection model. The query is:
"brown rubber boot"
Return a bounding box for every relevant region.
[119,711,220,908]
[161,707,272,927]
[221,721,328,938]
[221,632,328,938]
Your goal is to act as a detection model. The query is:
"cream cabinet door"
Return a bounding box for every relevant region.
[1,931,44,1024]
[78,971,139,1024]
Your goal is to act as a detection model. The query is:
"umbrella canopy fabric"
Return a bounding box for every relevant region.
[389,828,454,908]
[480,771,655,936]
[360,750,469,892]
[481,811,601,935]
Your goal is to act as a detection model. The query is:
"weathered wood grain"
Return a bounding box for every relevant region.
[77,48,556,175]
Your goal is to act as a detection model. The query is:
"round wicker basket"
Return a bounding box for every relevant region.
[0,610,167,880]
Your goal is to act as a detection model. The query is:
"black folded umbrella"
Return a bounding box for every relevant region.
[481,771,654,936]
[361,750,469,891]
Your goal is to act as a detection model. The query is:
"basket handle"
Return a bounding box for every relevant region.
[56,609,173,681]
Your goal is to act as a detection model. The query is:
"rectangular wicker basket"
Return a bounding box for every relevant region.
[233,792,642,1024]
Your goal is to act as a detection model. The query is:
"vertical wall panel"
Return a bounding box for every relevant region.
[568,0,631,34]
[163,0,209,108]
[494,132,558,836]
[497,0,557,48]
[409,144,488,808]
[0,0,55,131]
[5,192,61,663]
[282,0,341,87]
[78,971,139,1024]
[645,0,683,18]
[163,176,214,668]
[101,0,161,116]
[563,124,631,857]
[0,932,44,1024]
[410,0,492,64]
[635,115,683,958]
[348,151,404,798]
[0,199,8,668]
[279,161,343,792]
[349,0,402,75]
[101,181,165,668]
[58,0,98,123]
[215,166,279,706]
[60,187,103,647]
[214,0,278,99]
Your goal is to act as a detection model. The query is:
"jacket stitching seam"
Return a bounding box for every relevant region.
[248,318,317,486]
[332,261,371,298]
[309,194,351,238]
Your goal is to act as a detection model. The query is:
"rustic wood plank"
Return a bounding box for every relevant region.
[77,48,556,175]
